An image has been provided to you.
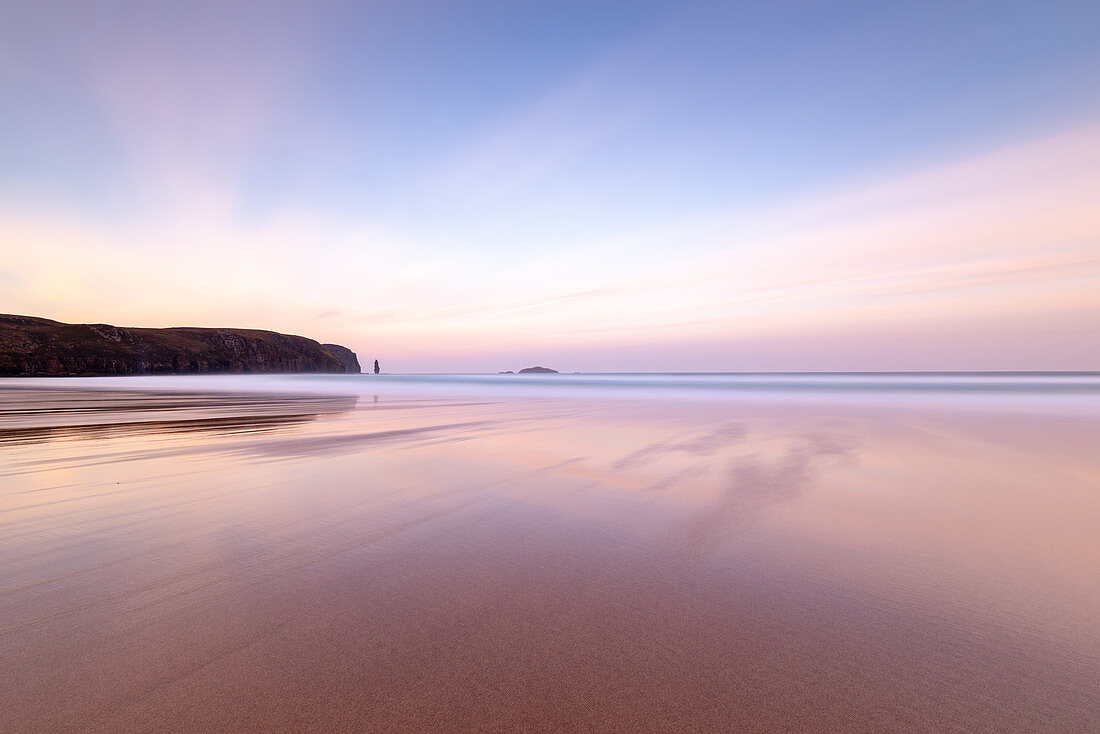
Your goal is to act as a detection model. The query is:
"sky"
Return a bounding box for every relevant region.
[1,0,1099,372]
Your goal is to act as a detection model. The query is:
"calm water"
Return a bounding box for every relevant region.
[1,374,1098,732]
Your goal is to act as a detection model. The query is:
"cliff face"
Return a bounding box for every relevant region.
[321,344,361,374]
[0,314,360,377]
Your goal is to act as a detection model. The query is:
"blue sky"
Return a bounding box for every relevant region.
[2,1,1099,370]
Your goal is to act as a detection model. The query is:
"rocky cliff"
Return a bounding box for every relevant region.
[0,314,360,377]
[321,344,361,374]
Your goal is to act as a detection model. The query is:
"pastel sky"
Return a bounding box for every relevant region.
[2,0,1099,372]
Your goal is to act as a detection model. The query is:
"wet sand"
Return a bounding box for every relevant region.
[1,377,1098,732]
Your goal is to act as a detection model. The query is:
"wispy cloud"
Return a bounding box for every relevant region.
[3,119,1098,369]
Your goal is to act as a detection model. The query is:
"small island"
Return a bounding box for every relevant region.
[517,366,558,374]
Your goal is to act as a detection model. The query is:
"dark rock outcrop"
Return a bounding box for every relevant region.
[517,366,558,374]
[322,344,361,374]
[0,314,360,376]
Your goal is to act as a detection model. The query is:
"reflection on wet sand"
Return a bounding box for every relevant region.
[679,428,858,557]
[1,381,1098,732]
[0,387,360,445]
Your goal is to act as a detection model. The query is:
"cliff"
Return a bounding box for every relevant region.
[0,314,360,377]
[321,344,361,374]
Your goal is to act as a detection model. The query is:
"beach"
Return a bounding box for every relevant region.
[2,374,1098,732]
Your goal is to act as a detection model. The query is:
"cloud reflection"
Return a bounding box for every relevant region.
[677,429,859,557]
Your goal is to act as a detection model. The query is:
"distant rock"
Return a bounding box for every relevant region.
[322,344,361,374]
[517,366,558,374]
[0,313,359,376]
[498,371,514,374]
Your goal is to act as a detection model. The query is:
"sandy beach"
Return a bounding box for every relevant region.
[1,375,1098,732]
